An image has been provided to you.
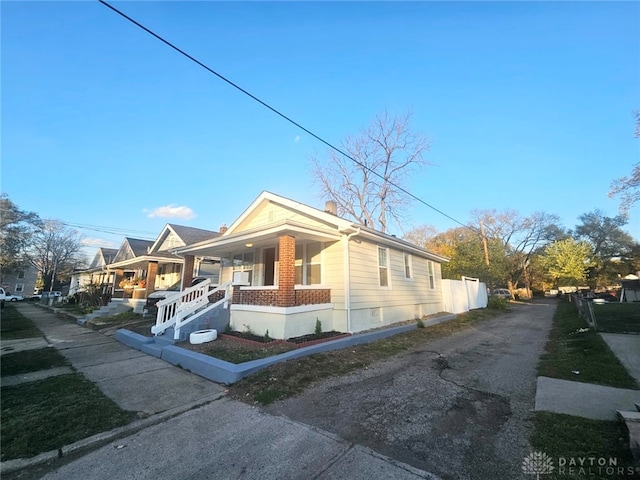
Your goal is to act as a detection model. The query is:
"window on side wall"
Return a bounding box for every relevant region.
[404,253,412,279]
[427,260,435,289]
[378,247,389,287]
[295,242,322,285]
[15,284,24,293]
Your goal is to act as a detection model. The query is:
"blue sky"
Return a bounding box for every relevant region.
[3,1,639,257]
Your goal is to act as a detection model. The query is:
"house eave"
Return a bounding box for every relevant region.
[176,219,343,257]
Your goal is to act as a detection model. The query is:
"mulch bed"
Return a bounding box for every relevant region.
[221,330,350,349]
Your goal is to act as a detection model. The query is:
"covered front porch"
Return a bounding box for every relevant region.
[177,221,341,339]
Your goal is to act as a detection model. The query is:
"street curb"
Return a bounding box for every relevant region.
[0,392,226,475]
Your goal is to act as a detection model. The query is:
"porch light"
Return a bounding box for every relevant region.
[245,242,254,248]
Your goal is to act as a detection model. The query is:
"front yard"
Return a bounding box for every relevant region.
[0,305,136,462]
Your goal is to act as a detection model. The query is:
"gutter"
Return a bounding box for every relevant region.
[340,227,361,334]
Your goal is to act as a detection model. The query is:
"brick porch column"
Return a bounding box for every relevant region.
[182,255,195,289]
[145,261,158,297]
[277,235,295,307]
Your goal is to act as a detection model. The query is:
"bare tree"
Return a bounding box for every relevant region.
[470,209,565,296]
[609,111,640,215]
[402,224,439,248]
[311,110,430,232]
[23,220,85,291]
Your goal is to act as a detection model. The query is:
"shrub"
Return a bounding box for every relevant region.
[416,318,425,328]
[315,319,322,338]
[487,296,509,310]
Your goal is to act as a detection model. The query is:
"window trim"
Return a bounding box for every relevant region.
[378,246,390,288]
[427,260,436,290]
[295,242,323,286]
[404,252,413,280]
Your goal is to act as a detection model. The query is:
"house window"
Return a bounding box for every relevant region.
[233,252,254,285]
[378,247,389,287]
[295,242,322,285]
[197,259,220,284]
[17,271,25,279]
[404,253,412,279]
[15,284,24,293]
[427,260,435,289]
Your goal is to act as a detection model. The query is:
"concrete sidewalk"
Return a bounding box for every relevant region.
[3,303,439,479]
[535,332,640,420]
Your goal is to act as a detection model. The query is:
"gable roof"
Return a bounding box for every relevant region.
[88,248,118,269]
[148,224,220,254]
[177,191,448,263]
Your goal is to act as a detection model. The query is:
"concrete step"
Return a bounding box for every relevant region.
[618,410,640,461]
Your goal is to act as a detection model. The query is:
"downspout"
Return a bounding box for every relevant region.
[341,227,360,334]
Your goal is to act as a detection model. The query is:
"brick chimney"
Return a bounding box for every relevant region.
[219,223,228,234]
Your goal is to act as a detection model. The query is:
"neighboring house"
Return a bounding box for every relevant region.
[102,225,220,312]
[69,247,118,296]
[1,265,39,297]
[167,191,449,340]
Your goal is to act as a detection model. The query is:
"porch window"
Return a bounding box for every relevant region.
[427,260,435,289]
[404,253,412,279]
[197,259,220,284]
[233,252,254,285]
[378,247,389,287]
[295,242,322,285]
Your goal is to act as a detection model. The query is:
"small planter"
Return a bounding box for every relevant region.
[190,329,217,344]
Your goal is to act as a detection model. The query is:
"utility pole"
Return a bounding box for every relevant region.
[480,221,490,266]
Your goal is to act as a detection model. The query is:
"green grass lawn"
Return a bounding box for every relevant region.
[0,304,136,462]
[533,300,639,479]
[532,412,638,480]
[1,348,70,377]
[1,374,136,461]
[537,300,638,389]
[0,305,42,340]
[594,302,640,334]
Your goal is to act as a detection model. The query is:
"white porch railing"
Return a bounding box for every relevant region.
[151,279,233,339]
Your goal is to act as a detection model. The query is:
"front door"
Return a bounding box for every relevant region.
[263,247,276,286]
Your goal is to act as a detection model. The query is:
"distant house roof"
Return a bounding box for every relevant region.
[88,248,118,269]
[148,224,220,254]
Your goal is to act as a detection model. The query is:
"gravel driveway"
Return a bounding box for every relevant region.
[265,299,556,480]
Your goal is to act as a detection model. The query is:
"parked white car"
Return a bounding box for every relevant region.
[5,293,24,301]
[491,288,512,299]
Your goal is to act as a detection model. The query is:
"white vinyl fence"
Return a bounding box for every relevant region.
[441,276,488,314]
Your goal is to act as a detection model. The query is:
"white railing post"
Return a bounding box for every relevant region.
[151,279,233,338]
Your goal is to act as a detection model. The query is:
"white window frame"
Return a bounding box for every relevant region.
[15,284,24,293]
[232,252,254,285]
[295,242,323,286]
[378,246,390,288]
[427,260,436,290]
[404,253,413,279]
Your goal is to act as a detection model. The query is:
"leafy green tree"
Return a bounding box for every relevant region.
[0,194,41,273]
[470,209,566,296]
[574,209,635,287]
[539,238,594,287]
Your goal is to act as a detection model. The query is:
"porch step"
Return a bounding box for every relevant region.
[618,410,640,461]
[77,302,132,325]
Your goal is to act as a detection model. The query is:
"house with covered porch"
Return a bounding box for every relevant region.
[161,191,448,340]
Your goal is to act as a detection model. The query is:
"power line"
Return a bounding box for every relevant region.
[98,0,473,232]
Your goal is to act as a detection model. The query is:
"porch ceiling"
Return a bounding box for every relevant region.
[176,220,342,258]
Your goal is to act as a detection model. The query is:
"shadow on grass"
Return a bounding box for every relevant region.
[1,374,136,461]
